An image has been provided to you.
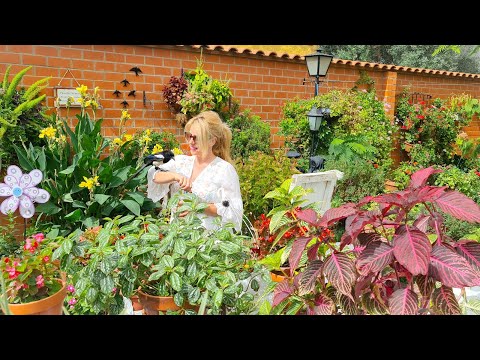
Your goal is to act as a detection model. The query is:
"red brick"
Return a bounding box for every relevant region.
[0,52,21,64]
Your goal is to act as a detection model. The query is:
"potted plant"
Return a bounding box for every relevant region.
[0,232,66,315]
[269,167,480,315]
[131,191,264,315]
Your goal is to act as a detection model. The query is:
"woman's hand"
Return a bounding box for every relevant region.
[174,173,192,192]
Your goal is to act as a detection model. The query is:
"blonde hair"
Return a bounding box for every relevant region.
[185,111,233,163]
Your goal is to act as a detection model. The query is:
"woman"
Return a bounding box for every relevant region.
[147,111,243,232]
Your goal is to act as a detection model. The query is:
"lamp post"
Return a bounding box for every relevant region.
[307,106,330,172]
[305,47,333,96]
[304,47,333,172]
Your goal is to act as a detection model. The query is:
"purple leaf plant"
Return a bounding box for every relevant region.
[271,167,480,315]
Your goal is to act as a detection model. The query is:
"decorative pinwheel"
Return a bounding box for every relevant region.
[0,165,50,219]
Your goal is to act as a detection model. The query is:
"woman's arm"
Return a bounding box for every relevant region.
[153,170,192,192]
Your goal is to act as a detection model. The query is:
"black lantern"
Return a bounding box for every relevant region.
[305,47,333,96]
[307,106,330,171]
[307,106,330,132]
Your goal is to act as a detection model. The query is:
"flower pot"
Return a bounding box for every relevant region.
[270,267,291,283]
[130,295,143,311]
[137,289,199,315]
[7,278,67,315]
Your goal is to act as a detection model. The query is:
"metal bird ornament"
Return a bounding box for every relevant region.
[130,66,143,76]
[113,90,121,98]
[120,100,129,108]
[120,79,130,87]
[128,90,136,98]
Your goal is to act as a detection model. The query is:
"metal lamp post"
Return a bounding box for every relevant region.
[307,106,330,172]
[305,47,333,172]
[305,47,333,97]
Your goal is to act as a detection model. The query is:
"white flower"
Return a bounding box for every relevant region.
[0,165,50,219]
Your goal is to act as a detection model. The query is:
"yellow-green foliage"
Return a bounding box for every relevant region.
[0,65,50,139]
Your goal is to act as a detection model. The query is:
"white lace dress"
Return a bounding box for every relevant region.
[147,155,243,232]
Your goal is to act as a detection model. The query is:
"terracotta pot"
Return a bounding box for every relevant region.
[270,267,291,283]
[137,289,199,315]
[8,279,67,315]
[130,295,143,311]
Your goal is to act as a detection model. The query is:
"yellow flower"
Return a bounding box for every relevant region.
[173,147,183,155]
[113,138,123,146]
[39,126,57,139]
[123,134,133,142]
[142,135,152,144]
[151,144,163,154]
[84,100,91,108]
[76,85,88,97]
[94,86,100,95]
[121,110,131,121]
[79,176,100,191]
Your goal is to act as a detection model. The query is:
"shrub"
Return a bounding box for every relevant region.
[236,150,300,223]
[227,109,271,161]
[324,158,386,207]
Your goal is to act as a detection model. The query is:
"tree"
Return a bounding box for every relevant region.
[322,45,480,73]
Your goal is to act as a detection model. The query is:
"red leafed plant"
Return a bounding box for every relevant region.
[271,167,480,315]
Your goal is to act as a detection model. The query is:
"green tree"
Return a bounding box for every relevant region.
[322,45,480,73]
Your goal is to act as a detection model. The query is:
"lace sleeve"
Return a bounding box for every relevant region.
[146,159,179,204]
[213,164,244,232]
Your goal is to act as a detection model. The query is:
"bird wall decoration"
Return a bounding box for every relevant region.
[128,90,136,97]
[130,66,143,76]
[120,79,130,87]
[120,100,129,108]
[113,90,121,97]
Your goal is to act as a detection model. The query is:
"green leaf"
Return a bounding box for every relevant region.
[258,300,272,315]
[219,241,241,255]
[61,237,74,255]
[186,248,196,260]
[188,287,201,304]
[170,272,182,292]
[149,267,166,281]
[174,238,186,255]
[162,255,174,269]
[125,192,145,206]
[97,228,111,248]
[86,287,98,303]
[99,275,115,294]
[12,143,34,171]
[62,193,74,203]
[72,200,87,209]
[186,263,197,278]
[36,202,61,215]
[94,194,111,205]
[213,288,223,308]
[269,210,288,234]
[59,165,76,175]
[64,209,82,222]
[120,199,140,216]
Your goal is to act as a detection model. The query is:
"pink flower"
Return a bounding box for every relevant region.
[33,233,45,242]
[42,256,50,263]
[36,274,45,288]
[68,298,77,305]
[67,285,75,293]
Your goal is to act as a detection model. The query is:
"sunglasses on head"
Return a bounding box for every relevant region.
[184,132,197,142]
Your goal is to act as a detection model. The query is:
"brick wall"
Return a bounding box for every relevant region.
[1,44,479,158]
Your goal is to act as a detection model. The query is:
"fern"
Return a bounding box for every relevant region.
[13,94,46,115]
[22,77,50,101]
[2,65,11,91]
[4,65,32,102]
